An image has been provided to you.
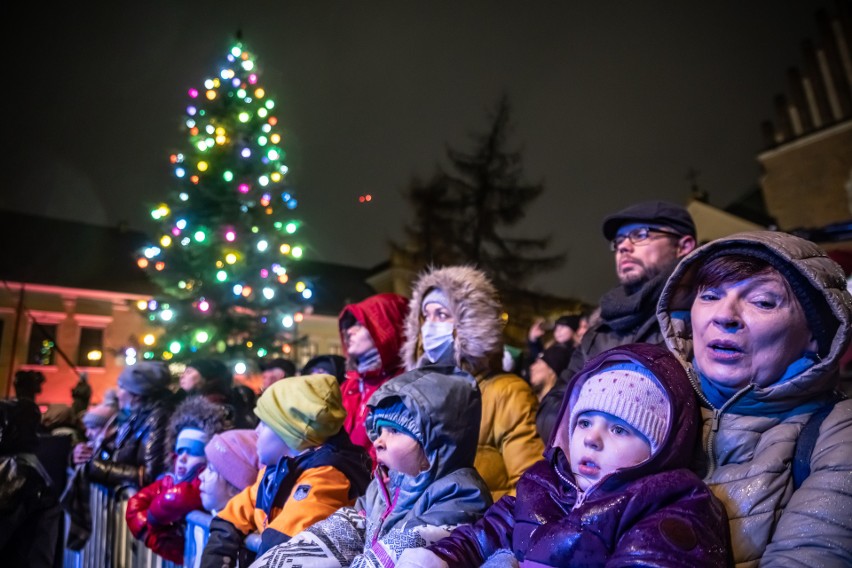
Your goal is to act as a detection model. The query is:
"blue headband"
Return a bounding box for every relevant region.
[176,428,209,457]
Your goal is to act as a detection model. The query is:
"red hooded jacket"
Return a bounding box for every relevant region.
[338,293,409,462]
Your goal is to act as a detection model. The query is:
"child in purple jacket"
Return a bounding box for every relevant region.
[399,343,732,567]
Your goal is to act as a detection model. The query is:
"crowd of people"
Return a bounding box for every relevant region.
[1,199,851,567]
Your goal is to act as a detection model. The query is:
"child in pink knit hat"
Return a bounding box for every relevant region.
[398,344,731,567]
[199,429,261,513]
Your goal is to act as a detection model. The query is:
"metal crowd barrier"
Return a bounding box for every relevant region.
[64,483,260,568]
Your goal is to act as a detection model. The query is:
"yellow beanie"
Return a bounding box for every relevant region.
[254,373,346,451]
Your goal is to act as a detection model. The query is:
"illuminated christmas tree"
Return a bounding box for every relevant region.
[134,37,312,367]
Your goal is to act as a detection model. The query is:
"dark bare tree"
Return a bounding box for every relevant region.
[395,94,564,292]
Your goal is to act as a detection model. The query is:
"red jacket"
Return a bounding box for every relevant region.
[126,469,204,564]
[338,293,409,462]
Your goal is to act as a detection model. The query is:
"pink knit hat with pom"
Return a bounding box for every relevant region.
[204,429,261,490]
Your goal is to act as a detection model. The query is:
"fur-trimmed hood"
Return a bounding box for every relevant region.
[401,265,504,375]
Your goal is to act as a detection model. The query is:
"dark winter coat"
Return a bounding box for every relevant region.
[87,398,172,488]
[428,343,732,567]
[0,400,62,568]
[559,263,676,384]
[534,380,567,443]
[338,293,409,459]
[657,231,852,567]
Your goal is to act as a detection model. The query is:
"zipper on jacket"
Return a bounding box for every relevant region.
[554,460,589,511]
[686,366,721,474]
[372,472,400,547]
[688,364,753,478]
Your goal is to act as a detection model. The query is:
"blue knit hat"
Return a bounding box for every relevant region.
[368,400,423,447]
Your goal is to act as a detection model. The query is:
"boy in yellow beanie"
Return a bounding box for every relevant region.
[200,374,372,568]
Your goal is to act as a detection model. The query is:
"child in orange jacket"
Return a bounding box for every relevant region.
[200,374,372,568]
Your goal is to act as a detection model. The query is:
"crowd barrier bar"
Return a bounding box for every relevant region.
[63,482,258,568]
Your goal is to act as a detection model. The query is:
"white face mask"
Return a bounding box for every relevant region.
[421,321,455,364]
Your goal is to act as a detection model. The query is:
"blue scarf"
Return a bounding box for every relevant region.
[695,353,825,417]
[356,348,381,375]
[256,455,296,515]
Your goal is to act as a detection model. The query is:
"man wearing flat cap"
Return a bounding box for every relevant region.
[559,200,697,383]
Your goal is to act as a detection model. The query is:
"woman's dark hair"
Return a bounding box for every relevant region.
[693,254,780,291]
[13,370,46,399]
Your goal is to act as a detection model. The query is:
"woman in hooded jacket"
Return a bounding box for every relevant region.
[400,265,543,500]
[656,231,852,567]
[338,293,410,461]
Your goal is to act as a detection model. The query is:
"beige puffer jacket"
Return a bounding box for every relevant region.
[657,231,852,567]
[401,265,544,500]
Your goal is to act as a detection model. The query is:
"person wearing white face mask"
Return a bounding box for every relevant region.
[418,287,456,366]
[401,266,544,501]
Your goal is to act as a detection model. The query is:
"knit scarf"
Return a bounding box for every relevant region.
[356,348,382,375]
[598,263,674,333]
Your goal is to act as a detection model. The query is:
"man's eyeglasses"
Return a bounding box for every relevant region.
[610,227,683,251]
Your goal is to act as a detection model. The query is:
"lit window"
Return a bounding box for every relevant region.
[27,324,58,366]
[78,328,105,367]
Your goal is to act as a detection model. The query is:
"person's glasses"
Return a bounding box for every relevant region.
[610,227,682,251]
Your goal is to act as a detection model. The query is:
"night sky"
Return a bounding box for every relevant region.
[2,2,836,303]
